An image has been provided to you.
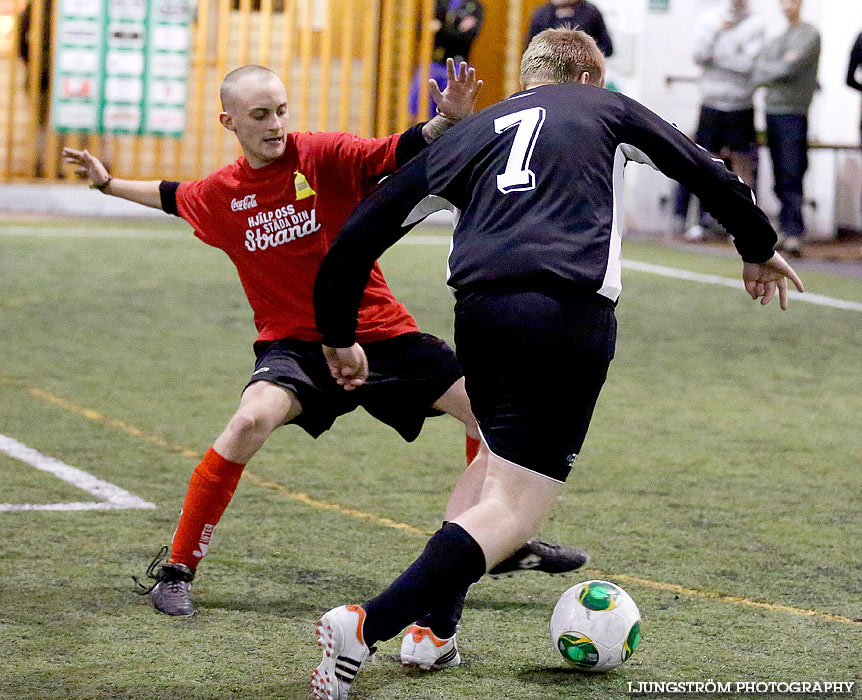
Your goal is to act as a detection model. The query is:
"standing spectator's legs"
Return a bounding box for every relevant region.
[672,184,690,232]
[766,113,808,242]
[725,107,758,192]
[683,107,722,240]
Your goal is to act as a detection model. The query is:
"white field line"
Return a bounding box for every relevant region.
[622,259,862,313]
[400,236,862,313]
[3,228,860,312]
[0,433,156,512]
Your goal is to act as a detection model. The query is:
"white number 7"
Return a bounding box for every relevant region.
[494,106,546,194]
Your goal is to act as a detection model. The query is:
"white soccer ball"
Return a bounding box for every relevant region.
[550,579,642,672]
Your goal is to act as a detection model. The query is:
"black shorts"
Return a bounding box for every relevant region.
[696,106,756,155]
[454,287,616,482]
[246,332,462,441]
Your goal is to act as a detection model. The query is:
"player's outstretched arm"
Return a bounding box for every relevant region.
[421,58,483,143]
[322,343,369,391]
[62,148,163,210]
[742,252,804,311]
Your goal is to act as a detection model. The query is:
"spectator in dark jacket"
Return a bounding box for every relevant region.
[18,0,54,176]
[525,0,613,56]
[846,30,862,219]
[847,31,862,143]
[410,1,485,119]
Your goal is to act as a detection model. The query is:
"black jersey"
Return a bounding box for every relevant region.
[315,83,778,347]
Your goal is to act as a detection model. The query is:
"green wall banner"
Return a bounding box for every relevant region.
[52,0,191,135]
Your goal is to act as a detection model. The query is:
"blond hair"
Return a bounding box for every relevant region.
[520,28,605,87]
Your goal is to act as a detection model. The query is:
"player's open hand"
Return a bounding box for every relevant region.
[742,252,804,310]
[322,343,369,391]
[430,58,483,121]
[62,147,110,187]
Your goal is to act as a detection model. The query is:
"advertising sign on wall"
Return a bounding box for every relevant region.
[52,0,191,135]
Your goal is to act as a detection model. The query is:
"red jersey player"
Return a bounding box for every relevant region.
[64,63,588,645]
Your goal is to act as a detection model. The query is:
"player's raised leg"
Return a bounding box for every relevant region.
[312,453,562,698]
[139,381,301,616]
[433,378,588,575]
[400,379,587,668]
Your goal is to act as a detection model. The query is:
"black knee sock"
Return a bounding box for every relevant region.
[362,522,486,646]
[416,587,467,640]
[416,519,467,639]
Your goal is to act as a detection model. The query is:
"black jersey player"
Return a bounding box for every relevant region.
[310,28,804,699]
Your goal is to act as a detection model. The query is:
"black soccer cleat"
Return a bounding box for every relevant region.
[488,539,589,577]
[133,546,196,617]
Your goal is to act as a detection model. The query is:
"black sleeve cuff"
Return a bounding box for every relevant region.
[159,180,181,216]
[394,122,428,168]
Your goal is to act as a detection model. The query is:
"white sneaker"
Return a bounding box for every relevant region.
[683,224,705,242]
[312,605,374,700]
[400,625,461,670]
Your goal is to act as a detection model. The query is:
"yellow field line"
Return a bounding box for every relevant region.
[2,374,859,626]
[0,281,161,310]
[0,374,426,535]
[578,570,860,624]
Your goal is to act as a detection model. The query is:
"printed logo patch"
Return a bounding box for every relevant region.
[231,193,258,211]
[294,171,316,200]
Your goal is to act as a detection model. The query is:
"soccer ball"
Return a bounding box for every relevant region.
[550,580,642,672]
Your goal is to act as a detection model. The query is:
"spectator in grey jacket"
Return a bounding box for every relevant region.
[754,0,820,256]
[676,0,764,241]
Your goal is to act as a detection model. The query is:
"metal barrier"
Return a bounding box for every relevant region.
[0,0,449,181]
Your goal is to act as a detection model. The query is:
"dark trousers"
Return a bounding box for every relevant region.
[766,113,809,238]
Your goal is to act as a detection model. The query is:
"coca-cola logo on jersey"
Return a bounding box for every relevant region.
[231,194,258,211]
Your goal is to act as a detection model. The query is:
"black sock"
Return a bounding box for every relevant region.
[416,587,467,640]
[362,522,486,646]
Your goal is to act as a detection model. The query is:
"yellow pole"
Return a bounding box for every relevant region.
[395,0,417,133]
[317,0,332,132]
[358,1,378,137]
[191,0,210,179]
[6,13,21,178]
[153,136,165,178]
[26,0,45,177]
[297,0,312,132]
[416,0,434,124]
[213,0,230,163]
[45,0,60,178]
[337,0,354,132]
[375,0,395,137]
[280,0,296,116]
[238,0,251,66]
[505,0,524,97]
[258,0,273,66]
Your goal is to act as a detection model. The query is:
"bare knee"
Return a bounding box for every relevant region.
[225,410,276,443]
[433,378,479,438]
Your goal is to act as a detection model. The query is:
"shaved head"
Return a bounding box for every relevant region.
[218,64,290,168]
[220,65,282,112]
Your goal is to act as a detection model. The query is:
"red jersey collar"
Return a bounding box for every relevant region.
[236,134,298,179]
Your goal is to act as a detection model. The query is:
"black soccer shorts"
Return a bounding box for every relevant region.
[454,286,616,483]
[246,332,462,441]
[696,106,757,155]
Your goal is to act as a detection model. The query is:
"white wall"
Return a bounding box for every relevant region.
[595,0,862,236]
